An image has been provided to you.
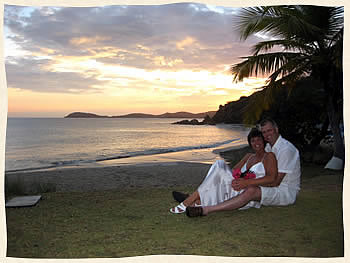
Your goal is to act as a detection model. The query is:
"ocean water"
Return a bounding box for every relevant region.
[5,118,250,172]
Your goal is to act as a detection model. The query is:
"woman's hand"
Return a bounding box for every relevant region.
[232,168,241,179]
[231,178,249,191]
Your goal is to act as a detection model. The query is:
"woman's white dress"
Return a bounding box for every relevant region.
[197,159,265,209]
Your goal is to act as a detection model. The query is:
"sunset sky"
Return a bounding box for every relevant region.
[4,3,268,117]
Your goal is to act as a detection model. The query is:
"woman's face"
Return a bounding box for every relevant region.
[250,136,265,152]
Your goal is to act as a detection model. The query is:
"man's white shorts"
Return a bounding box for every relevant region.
[260,186,299,206]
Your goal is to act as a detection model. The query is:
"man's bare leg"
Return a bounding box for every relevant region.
[202,186,261,215]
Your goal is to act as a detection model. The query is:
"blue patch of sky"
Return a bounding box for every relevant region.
[189,3,237,14]
[4,6,63,57]
[4,5,36,36]
[205,4,237,14]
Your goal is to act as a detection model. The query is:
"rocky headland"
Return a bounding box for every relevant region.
[172,115,216,125]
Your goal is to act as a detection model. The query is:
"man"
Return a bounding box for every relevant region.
[185,118,301,217]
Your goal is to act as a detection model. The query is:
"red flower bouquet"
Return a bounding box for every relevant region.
[232,168,256,180]
[232,168,241,179]
[243,171,256,179]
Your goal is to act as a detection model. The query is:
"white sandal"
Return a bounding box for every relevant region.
[170,202,186,214]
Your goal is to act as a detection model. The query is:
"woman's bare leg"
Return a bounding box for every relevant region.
[201,186,261,215]
[183,190,200,207]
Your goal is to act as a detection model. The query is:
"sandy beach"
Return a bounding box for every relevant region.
[5,144,250,194]
[5,161,211,193]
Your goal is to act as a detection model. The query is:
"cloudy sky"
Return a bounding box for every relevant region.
[5,3,267,117]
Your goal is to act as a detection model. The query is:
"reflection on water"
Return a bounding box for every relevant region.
[6,118,249,172]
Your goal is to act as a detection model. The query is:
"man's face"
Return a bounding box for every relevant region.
[261,122,279,146]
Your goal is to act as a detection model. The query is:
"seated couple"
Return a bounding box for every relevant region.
[170,118,301,217]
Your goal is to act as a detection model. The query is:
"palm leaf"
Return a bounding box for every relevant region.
[327,7,344,38]
[242,84,283,125]
[251,39,314,55]
[235,6,324,42]
[233,5,344,135]
[329,27,343,69]
[268,55,312,83]
[231,52,302,81]
[242,90,268,124]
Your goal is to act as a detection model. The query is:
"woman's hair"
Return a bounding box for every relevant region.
[247,128,266,147]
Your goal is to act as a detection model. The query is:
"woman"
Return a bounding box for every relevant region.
[170,128,278,213]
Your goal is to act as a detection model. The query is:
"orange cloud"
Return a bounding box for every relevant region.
[70,36,111,46]
[176,37,196,50]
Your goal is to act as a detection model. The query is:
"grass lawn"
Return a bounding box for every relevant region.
[6,164,343,258]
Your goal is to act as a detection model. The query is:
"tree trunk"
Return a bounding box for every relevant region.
[327,95,344,161]
[310,117,329,148]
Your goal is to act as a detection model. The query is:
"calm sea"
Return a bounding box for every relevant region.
[5,118,249,172]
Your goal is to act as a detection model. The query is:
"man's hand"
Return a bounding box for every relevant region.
[232,178,248,191]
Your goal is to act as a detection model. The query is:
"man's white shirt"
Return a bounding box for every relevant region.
[265,135,301,191]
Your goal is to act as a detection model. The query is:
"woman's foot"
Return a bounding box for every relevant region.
[170,202,186,214]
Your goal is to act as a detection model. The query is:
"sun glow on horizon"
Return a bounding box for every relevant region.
[7,47,267,117]
[5,4,267,118]
[42,52,267,98]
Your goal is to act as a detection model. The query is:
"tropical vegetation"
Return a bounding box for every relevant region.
[231,6,344,162]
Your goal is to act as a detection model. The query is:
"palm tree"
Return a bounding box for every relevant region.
[231,5,344,165]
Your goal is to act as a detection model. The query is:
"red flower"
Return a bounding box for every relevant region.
[232,168,241,179]
[244,172,256,179]
[232,168,256,180]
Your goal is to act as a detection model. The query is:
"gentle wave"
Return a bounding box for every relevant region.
[95,138,240,161]
[6,138,240,173]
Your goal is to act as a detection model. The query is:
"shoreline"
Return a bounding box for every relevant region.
[4,143,250,194]
[5,139,249,174]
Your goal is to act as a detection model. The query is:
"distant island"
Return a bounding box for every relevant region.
[64,93,259,123]
[64,111,217,119]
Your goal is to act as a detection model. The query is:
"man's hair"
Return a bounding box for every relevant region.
[259,117,278,129]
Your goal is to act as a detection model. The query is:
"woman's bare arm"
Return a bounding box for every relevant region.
[232,153,252,170]
[231,152,278,190]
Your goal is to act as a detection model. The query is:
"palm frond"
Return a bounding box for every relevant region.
[231,52,301,82]
[269,66,310,88]
[233,5,344,130]
[242,90,269,124]
[251,39,314,55]
[234,6,324,42]
[268,55,312,83]
[242,84,283,125]
[329,27,343,69]
[327,6,344,38]
[234,6,289,40]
